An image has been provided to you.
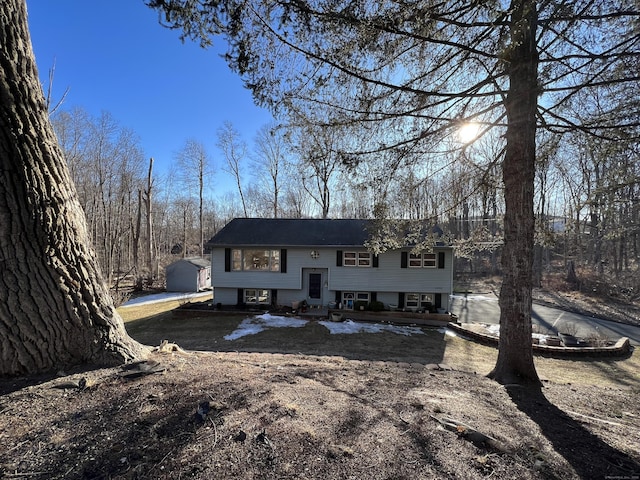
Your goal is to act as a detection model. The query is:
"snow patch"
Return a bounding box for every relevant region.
[438,327,458,338]
[224,314,308,341]
[121,291,212,307]
[485,324,500,336]
[449,294,497,302]
[470,323,561,345]
[320,319,423,336]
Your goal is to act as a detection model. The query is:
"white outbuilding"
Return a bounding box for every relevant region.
[165,257,212,292]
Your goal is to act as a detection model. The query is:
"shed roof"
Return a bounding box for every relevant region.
[167,257,211,269]
[206,218,447,248]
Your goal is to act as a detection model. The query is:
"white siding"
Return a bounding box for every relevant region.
[330,250,453,293]
[212,288,237,305]
[166,261,198,292]
[211,246,453,309]
[211,247,337,289]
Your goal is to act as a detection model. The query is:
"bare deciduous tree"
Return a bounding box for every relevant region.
[175,139,212,256]
[253,123,290,218]
[217,121,248,217]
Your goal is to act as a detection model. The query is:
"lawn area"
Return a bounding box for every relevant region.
[118,299,640,389]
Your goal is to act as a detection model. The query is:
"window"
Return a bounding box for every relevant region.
[405,293,420,309]
[344,252,357,266]
[423,253,436,268]
[342,292,355,309]
[409,253,422,268]
[405,293,434,310]
[244,249,272,271]
[341,292,370,310]
[232,249,242,271]
[358,252,371,267]
[356,292,370,302]
[420,294,434,308]
[343,251,371,267]
[408,252,437,268]
[231,249,280,272]
[244,289,271,305]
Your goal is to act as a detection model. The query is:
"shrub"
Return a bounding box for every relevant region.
[354,300,368,310]
[369,301,385,312]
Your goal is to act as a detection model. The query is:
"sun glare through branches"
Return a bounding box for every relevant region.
[458,122,480,144]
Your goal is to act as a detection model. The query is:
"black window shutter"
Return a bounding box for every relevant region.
[398,292,405,308]
[400,251,408,268]
[372,254,379,268]
[236,288,244,306]
[335,291,342,303]
[435,293,442,309]
[280,249,287,273]
[336,250,343,266]
[438,251,445,269]
[224,248,231,272]
[371,292,377,303]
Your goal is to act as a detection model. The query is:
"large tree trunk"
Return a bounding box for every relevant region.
[488,0,540,385]
[0,0,148,376]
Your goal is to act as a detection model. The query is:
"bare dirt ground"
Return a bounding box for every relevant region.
[1,278,639,480]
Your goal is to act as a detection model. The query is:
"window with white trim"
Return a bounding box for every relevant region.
[409,252,436,268]
[405,293,420,309]
[232,249,242,271]
[341,292,370,309]
[244,289,271,305]
[343,251,371,267]
[420,294,434,308]
[405,293,435,310]
[232,249,280,272]
[356,292,370,302]
[342,292,355,309]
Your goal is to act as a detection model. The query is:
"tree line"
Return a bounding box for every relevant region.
[52,101,639,297]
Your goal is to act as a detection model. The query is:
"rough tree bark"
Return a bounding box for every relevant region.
[0,0,148,376]
[488,0,540,384]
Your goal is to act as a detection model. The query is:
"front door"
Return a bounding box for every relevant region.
[308,273,322,303]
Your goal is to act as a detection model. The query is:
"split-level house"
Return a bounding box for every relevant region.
[206,218,454,312]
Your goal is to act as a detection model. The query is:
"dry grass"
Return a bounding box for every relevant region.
[118,299,188,322]
[117,300,640,390]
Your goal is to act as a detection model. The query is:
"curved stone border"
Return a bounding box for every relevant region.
[447,322,632,357]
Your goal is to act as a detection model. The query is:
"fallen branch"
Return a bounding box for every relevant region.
[4,472,48,478]
[430,415,509,452]
[119,360,166,379]
[208,417,219,448]
[565,410,637,428]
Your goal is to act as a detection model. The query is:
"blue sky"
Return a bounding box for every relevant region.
[26,0,274,184]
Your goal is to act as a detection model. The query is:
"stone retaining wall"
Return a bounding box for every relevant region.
[448,322,632,357]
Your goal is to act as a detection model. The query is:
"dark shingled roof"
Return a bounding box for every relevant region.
[206,218,447,248]
[206,218,372,247]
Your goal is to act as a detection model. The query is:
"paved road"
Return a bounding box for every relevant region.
[449,292,640,346]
